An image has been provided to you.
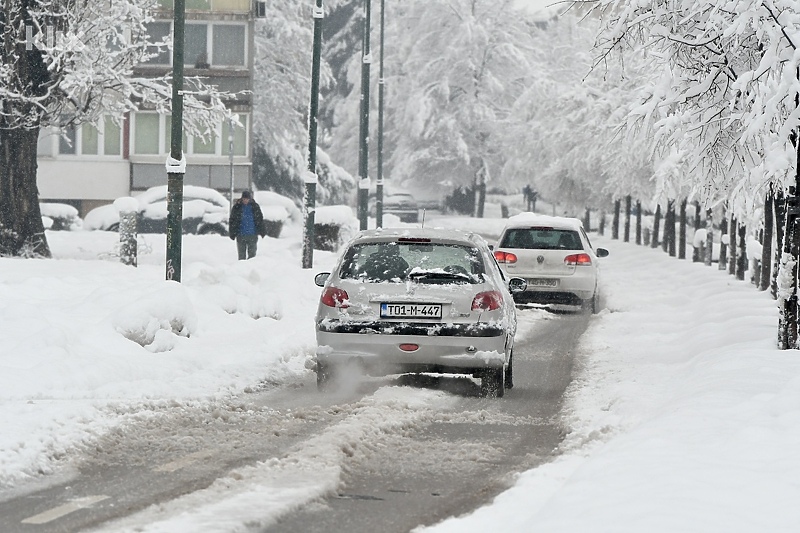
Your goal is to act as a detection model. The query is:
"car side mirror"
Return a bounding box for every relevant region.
[488,244,494,251]
[596,248,609,258]
[508,277,527,293]
[314,272,330,287]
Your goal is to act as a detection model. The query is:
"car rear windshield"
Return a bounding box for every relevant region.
[339,242,486,283]
[499,228,583,250]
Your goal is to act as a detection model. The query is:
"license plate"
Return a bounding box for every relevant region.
[528,278,558,288]
[380,303,442,319]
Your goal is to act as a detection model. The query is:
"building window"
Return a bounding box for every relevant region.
[134,114,161,154]
[144,22,171,65]
[143,21,247,68]
[45,118,122,157]
[81,124,99,155]
[222,116,247,156]
[185,23,209,68]
[132,112,248,157]
[104,117,122,156]
[59,125,77,155]
[212,25,245,66]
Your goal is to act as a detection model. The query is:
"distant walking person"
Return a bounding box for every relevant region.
[229,190,266,260]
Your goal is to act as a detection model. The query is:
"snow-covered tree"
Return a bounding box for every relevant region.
[586,0,800,346]
[322,0,538,214]
[0,0,228,257]
[502,12,656,216]
[589,0,800,211]
[250,0,354,205]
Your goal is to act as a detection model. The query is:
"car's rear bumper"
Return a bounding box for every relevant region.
[316,320,508,375]
[513,290,587,306]
[501,269,595,304]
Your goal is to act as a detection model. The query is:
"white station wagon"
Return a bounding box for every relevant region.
[313,228,527,397]
[493,213,609,312]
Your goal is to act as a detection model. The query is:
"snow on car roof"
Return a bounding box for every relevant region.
[502,212,584,231]
[135,185,230,209]
[39,203,79,218]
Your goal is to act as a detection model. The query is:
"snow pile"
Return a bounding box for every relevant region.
[111,281,197,351]
[315,205,356,226]
[254,191,301,223]
[261,205,290,222]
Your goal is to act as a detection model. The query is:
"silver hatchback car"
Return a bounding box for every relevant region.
[313,228,527,397]
[494,214,609,312]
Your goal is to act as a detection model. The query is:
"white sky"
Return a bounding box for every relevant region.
[2,206,797,532]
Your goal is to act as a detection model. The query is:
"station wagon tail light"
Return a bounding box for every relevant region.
[472,291,502,311]
[321,287,350,308]
[564,253,592,266]
[493,250,517,264]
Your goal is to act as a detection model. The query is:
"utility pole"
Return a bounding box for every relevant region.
[166,0,186,282]
[375,0,386,228]
[302,0,324,268]
[357,0,372,231]
[228,115,235,206]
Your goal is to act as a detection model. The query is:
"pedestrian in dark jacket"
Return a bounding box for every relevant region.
[229,190,266,260]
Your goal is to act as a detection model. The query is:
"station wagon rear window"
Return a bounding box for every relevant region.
[339,242,486,283]
[500,228,583,250]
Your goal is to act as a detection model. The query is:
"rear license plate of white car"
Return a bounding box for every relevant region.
[380,303,442,319]
[528,278,558,288]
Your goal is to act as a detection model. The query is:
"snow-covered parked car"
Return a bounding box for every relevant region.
[84,186,230,235]
[313,228,527,397]
[40,202,82,231]
[368,188,420,222]
[493,213,609,312]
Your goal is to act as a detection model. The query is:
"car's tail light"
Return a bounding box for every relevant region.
[472,291,502,311]
[321,287,350,308]
[399,343,419,352]
[564,253,592,266]
[493,250,517,264]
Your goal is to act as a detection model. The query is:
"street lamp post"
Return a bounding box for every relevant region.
[228,115,235,206]
[376,0,385,228]
[302,0,325,269]
[357,0,372,231]
[166,0,186,282]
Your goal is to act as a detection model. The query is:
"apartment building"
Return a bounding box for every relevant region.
[36,0,259,216]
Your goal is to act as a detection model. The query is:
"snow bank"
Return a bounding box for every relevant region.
[0,230,338,488]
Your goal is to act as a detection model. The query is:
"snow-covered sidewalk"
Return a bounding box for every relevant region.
[421,235,800,533]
